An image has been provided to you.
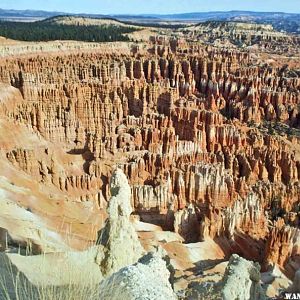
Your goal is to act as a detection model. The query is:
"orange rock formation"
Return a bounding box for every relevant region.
[0,39,299,276]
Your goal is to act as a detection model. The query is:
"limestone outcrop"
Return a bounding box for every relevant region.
[99,252,177,300]
[0,30,299,289]
[0,43,299,262]
[184,254,266,299]
[221,254,265,300]
[96,168,144,276]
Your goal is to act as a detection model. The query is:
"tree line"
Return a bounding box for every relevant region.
[0,21,137,42]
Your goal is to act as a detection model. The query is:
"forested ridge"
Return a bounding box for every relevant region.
[0,20,137,42]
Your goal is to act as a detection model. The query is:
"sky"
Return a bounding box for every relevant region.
[1,0,299,15]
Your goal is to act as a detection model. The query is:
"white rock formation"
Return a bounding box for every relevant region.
[99,252,177,300]
[131,183,175,211]
[108,168,133,218]
[222,254,265,300]
[96,168,144,276]
[223,192,264,239]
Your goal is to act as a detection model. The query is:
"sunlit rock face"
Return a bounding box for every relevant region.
[0,35,299,278]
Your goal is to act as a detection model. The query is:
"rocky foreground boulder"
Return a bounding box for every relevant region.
[99,252,177,300]
[185,254,266,300]
[221,254,266,300]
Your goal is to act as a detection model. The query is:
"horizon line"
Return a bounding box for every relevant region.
[0,8,299,16]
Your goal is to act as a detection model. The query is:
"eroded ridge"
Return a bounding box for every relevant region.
[0,38,299,278]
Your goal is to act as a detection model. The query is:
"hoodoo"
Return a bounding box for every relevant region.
[0,7,299,300]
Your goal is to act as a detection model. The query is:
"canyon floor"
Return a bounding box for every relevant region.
[0,16,299,299]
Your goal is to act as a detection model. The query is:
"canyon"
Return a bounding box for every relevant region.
[0,15,299,299]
